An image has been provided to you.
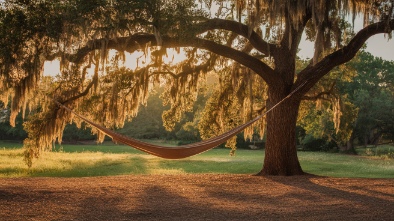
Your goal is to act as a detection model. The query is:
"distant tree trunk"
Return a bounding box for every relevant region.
[339,132,357,154]
[346,141,357,154]
[257,87,304,176]
[370,130,382,146]
[363,134,368,147]
[364,128,382,146]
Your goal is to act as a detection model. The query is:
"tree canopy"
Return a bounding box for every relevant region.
[0,0,393,174]
[298,51,394,152]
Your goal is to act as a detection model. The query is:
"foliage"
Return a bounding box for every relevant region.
[117,85,207,141]
[0,113,27,140]
[299,98,359,149]
[298,51,394,151]
[62,123,95,142]
[299,134,337,152]
[341,51,394,145]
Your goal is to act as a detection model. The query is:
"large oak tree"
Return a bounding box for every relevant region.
[0,0,393,175]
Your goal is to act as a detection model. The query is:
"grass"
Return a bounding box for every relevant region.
[355,145,394,159]
[0,141,393,178]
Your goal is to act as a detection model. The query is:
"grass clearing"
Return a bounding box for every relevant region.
[356,144,394,159]
[0,141,393,178]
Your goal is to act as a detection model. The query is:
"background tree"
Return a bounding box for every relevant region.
[299,51,394,152]
[0,0,393,175]
[117,84,207,142]
[341,51,394,146]
[298,54,360,153]
[0,102,27,140]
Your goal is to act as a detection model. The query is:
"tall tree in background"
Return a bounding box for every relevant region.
[299,51,394,152]
[0,0,393,175]
[342,52,394,147]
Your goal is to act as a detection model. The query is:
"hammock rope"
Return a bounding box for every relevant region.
[49,81,307,159]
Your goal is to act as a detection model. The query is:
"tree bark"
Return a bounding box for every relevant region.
[257,88,304,176]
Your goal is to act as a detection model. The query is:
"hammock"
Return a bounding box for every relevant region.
[52,98,263,159]
[50,81,306,159]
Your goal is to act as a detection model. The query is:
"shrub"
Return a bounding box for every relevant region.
[300,134,336,151]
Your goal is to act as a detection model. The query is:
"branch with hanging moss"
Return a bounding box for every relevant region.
[57,75,98,106]
[279,5,312,55]
[150,55,218,80]
[23,103,72,167]
[45,32,277,85]
[295,18,394,96]
[194,18,276,56]
[188,37,277,84]
[302,81,337,101]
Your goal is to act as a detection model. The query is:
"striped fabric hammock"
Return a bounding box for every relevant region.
[50,82,305,159]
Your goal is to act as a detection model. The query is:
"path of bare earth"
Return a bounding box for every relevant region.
[1,174,393,221]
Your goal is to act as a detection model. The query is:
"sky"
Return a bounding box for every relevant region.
[299,14,394,61]
[298,33,394,61]
[298,18,394,61]
[360,35,394,61]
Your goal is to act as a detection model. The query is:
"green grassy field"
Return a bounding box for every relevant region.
[0,140,393,178]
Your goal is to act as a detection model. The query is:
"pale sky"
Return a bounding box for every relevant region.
[298,17,394,61]
[298,33,394,61]
[364,35,394,61]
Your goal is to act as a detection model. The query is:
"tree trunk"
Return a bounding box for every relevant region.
[339,132,357,154]
[370,130,382,146]
[257,88,304,176]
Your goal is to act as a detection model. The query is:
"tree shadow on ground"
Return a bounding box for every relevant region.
[265,175,394,220]
[71,176,394,220]
[1,175,393,221]
[73,185,267,221]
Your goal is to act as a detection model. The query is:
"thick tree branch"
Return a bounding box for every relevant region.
[53,19,275,64]
[195,18,276,56]
[280,6,310,56]
[295,19,394,95]
[189,37,277,84]
[60,78,96,106]
[150,55,218,79]
[302,81,336,101]
[48,33,277,85]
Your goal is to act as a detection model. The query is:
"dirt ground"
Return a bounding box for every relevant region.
[0,174,393,221]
